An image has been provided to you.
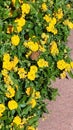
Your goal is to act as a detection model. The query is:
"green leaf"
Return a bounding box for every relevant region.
[21,105,31,116]
[28,116,39,126]
[68,71,73,78]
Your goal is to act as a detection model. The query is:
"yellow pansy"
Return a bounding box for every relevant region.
[41,33,49,41]
[26,87,32,96]
[0,104,5,113]
[12,56,19,68]
[11,35,20,46]
[65,63,71,72]
[70,61,73,69]
[29,99,36,108]
[15,17,26,32]
[50,41,59,56]
[8,100,18,110]
[43,14,51,23]
[37,59,48,67]
[0,113,3,117]
[15,17,26,27]
[12,0,16,5]
[3,53,10,61]
[27,126,35,130]
[60,71,66,79]
[41,3,48,11]
[24,41,39,52]
[55,8,63,20]
[3,61,13,71]
[21,3,30,14]
[35,91,41,99]
[27,71,36,81]
[63,20,73,29]
[57,60,66,70]
[39,45,46,52]
[13,116,21,126]
[25,51,32,58]
[66,4,71,8]
[18,68,27,79]
[46,24,58,35]
[5,86,15,98]
[4,75,13,85]
[30,65,38,73]
[1,69,8,76]
[28,41,39,52]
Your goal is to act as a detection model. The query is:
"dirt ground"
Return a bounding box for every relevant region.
[38,30,73,130]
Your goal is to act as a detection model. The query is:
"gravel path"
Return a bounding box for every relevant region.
[38,30,73,130]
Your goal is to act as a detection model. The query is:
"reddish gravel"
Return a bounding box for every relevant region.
[38,30,73,130]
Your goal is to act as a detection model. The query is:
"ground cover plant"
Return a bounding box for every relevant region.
[0,0,73,129]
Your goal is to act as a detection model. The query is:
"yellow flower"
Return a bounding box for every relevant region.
[0,104,5,113]
[41,33,49,41]
[12,0,16,5]
[50,41,59,55]
[66,4,71,8]
[27,71,36,81]
[25,51,32,58]
[0,113,3,117]
[18,68,27,79]
[3,53,10,61]
[29,99,36,108]
[3,61,13,71]
[55,8,63,20]
[21,3,30,14]
[13,116,21,126]
[46,24,58,35]
[39,45,46,52]
[26,87,32,96]
[28,41,39,52]
[15,17,26,32]
[70,61,73,69]
[24,41,39,51]
[16,26,22,33]
[1,69,8,76]
[41,3,48,11]
[14,56,19,63]
[35,91,41,99]
[65,63,71,72]
[12,56,19,68]
[63,20,73,29]
[8,100,18,110]
[37,59,48,67]
[43,14,51,23]
[57,60,66,70]
[5,86,15,98]
[60,71,66,79]
[11,35,20,46]
[4,75,13,85]
[30,65,38,73]
[52,28,58,35]
[15,17,26,27]
[27,126,35,130]
[46,17,57,34]
[51,17,57,25]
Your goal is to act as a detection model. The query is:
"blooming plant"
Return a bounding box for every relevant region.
[0,0,73,129]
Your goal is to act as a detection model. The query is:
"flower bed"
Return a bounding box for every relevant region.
[0,0,73,130]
